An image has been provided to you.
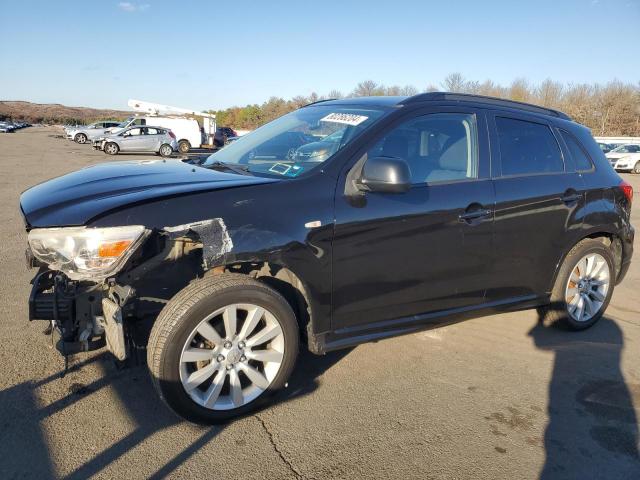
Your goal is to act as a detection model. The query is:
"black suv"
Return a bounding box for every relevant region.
[20,93,634,423]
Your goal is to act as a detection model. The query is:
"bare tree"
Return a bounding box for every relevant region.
[509,78,531,102]
[385,85,402,96]
[400,85,418,96]
[536,79,564,107]
[441,72,467,92]
[352,80,382,97]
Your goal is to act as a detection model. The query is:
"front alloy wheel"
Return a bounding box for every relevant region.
[147,274,299,424]
[104,142,119,155]
[180,303,285,410]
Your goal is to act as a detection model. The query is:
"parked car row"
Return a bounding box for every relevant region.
[0,120,30,132]
[65,121,122,143]
[606,143,640,174]
[62,116,241,158]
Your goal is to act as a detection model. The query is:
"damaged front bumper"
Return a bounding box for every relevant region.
[26,217,234,362]
[29,269,130,360]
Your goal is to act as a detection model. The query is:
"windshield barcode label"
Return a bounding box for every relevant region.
[320,113,369,126]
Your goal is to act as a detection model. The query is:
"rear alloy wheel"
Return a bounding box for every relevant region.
[633,161,640,174]
[159,144,173,157]
[75,133,87,144]
[147,274,299,424]
[564,252,610,323]
[104,142,119,155]
[178,140,191,154]
[538,238,614,330]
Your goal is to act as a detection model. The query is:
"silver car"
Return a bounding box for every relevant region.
[67,121,122,144]
[99,126,178,157]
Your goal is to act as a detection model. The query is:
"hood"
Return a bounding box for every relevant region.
[20,159,279,227]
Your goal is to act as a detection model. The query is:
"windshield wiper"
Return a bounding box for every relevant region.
[205,161,251,175]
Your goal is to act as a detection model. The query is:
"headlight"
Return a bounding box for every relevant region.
[28,225,148,281]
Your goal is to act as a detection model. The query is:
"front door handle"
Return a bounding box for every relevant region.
[459,208,492,222]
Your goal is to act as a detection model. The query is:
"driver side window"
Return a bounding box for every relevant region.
[366,113,478,185]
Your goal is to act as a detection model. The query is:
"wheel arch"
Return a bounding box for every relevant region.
[207,261,314,347]
[549,229,623,294]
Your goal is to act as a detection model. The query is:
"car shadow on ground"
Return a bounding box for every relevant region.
[529,311,639,478]
[0,345,351,479]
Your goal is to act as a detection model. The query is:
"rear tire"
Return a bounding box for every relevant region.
[633,161,640,174]
[104,142,119,155]
[159,144,173,157]
[178,140,191,154]
[147,274,299,424]
[75,133,87,144]
[538,238,615,330]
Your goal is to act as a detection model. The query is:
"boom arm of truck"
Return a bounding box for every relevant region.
[128,99,217,145]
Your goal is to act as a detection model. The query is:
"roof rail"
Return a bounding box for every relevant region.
[401,92,571,120]
[303,98,337,107]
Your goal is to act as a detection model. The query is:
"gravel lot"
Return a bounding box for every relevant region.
[1,127,639,479]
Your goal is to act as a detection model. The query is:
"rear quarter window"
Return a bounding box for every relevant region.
[560,130,593,171]
[496,117,564,176]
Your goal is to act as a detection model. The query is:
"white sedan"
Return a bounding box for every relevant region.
[606,144,640,174]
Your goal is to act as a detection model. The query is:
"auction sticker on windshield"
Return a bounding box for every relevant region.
[320,113,369,126]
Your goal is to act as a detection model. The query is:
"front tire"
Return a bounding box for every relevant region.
[178,140,191,154]
[633,161,640,174]
[539,238,615,330]
[147,274,299,424]
[104,142,119,155]
[75,133,87,144]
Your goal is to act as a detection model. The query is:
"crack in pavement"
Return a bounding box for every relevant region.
[254,414,304,479]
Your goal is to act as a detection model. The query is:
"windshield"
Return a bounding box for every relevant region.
[116,117,134,128]
[204,105,387,177]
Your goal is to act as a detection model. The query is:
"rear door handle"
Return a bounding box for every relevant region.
[459,208,492,222]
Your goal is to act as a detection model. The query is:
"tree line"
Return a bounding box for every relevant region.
[211,74,640,136]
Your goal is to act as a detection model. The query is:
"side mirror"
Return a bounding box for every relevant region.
[358,156,411,193]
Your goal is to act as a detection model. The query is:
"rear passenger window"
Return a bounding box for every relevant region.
[496,117,564,176]
[560,130,593,171]
[366,113,478,185]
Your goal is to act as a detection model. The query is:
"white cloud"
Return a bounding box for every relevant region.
[118,2,150,12]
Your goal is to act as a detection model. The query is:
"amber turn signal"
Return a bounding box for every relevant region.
[98,240,132,258]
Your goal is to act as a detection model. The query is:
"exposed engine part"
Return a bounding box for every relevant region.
[120,236,200,282]
[163,218,233,269]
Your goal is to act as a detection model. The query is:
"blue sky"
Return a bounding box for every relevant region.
[0,0,638,111]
